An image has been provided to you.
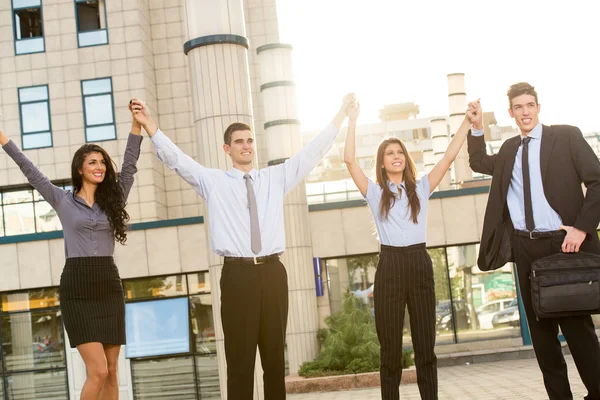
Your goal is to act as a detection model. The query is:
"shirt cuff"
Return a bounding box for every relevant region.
[150,128,168,146]
[470,127,485,137]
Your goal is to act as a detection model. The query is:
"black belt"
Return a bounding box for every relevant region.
[223,254,280,265]
[514,229,565,240]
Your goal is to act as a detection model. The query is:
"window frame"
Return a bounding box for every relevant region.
[80,77,117,143]
[11,0,46,56]
[17,84,53,150]
[73,0,109,48]
[0,181,71,238]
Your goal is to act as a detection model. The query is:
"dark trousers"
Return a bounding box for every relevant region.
[374,243,438,400]
[513,233,600,400]
[220,257,289,400]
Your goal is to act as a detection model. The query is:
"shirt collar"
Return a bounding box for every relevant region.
[522,122,543,141]
[229,167,257,180]
[388,180,405,190]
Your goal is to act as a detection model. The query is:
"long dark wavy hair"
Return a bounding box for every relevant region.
[375,137,421,223]
[71,144,129,244]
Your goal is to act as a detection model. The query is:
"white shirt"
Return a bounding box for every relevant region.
[150,124,339,256]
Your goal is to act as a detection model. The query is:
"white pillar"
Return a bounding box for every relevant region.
[430,118,451,189]
[423,148,434,174]
[257,43,320,375]
[447,73,472,184]
[183,1,254,397]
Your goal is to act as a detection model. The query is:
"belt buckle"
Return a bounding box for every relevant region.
[529,231,538,240]
[253,256,261,265]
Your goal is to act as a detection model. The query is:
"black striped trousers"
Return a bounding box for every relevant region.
[374,243,438,400]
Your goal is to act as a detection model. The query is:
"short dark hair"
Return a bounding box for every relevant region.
[507,82,538,107]
[223,122,252,145]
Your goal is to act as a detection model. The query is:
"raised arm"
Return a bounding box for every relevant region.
[0,129,67,208]
[466,100,497,175]
[281,93,355,195]
[130,99,216,199]
[117,112,143,200]
[343,100,368,197]
[428,115,472,192]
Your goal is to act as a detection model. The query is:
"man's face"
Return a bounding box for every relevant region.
[509,94,541,134]
[223,130,254,166]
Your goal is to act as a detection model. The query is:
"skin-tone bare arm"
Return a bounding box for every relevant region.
[428,100,480,192]
[343,101,368,197]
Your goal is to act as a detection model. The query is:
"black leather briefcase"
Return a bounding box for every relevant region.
[530,251,600,318]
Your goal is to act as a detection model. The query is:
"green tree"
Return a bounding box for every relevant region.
[299,291,414,377]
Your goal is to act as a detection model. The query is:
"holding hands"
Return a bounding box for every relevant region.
[129,99,158,137]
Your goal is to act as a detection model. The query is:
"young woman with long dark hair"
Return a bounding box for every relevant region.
[344,99,480,400]
[0,101,144,400]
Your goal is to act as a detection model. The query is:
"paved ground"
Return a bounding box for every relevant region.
[289,355,589,399]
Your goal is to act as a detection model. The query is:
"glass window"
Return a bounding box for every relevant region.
[4,370,68,400]
[131,357,197,400]
[75,0,108,47]
[446,244,521,342]
[18,85,52,149]
[12,0,45,55]
[1,309,65,372]
[81,78,116,142]
[1,289,60,313]
[188,272,211,295]
[0,183,69,237]
[190,294,215,355]
[123,275,188,300]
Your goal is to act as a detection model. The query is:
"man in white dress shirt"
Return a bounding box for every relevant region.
[131,95,355,399]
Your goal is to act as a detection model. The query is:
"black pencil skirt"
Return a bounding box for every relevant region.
[59,256,126,348]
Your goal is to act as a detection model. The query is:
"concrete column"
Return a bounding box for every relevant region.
[430,118,451,189]
[182,1,254,397]
[447,73,472,184]
[7,293,35,393]
[257,43,320,374]
[423,148,434,174]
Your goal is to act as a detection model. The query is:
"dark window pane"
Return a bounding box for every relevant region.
[124,275,188,300]
[5,369,68,400]
[76,1,100,31]
[14,8,43,39]
[190,294,215,355]
[196,356,220,399]
[2,309,65,372]
[35,201,61,232]
[132,357,197,400]
[1,288,60,312]
[3,203,36,236]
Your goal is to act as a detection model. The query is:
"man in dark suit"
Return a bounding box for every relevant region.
[467,82,600,400]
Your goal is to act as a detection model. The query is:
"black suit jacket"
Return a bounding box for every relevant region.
[467,125,600,271]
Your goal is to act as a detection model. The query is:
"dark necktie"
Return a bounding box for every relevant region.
[521,137,535,231]
[244,174,262,254]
